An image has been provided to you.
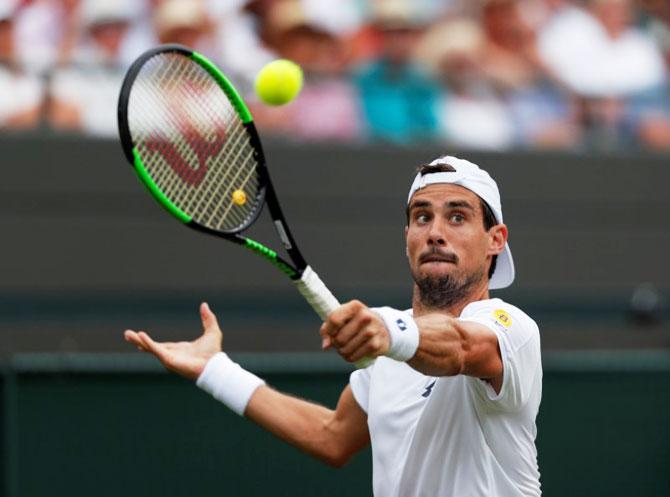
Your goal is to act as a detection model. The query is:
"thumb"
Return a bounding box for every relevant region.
[200,302,220,332]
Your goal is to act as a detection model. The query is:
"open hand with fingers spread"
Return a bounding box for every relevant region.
[320,300,391,364]
[124,302,222,380]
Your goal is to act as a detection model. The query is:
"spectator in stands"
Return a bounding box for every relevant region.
[48,0,133,136]
[480,0,579,148]
[214,0,277,90]
[538,0,668,148]
[640,0,670,67]
[415,18,516,150]
[0,1,44,130]
[153,0,217,62]
[638,0,670,60]
[634,0,670,150]
[251,0,362,142]
[13,0,82,75]
[225,0,361,89]
[2,0,667,150]
[349,0,460,66]
[352,1,440,144]
[480,0,539,92]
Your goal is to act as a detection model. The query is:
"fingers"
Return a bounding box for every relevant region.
[336,313,385,362]
[330,311,373,352]
[136,331,170,364]
[337,320,374,358]
[200,302,221,333]
[124,329,148,352]
[348,336,384,363]
[320,300,388,362]
[125,330,183,352]
[320,300,364,342]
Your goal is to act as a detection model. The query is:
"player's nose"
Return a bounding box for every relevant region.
[426,220,447,246]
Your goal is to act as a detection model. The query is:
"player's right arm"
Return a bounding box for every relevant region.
[124,303,369,468]
[245,384,369,467]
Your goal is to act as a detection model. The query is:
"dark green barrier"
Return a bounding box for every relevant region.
[538,351,670,497]
[3,352,670,497]
[4,354,371,497]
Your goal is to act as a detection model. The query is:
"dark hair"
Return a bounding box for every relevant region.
[407,162,498,279]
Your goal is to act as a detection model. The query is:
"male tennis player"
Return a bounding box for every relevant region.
[125,155,542,497]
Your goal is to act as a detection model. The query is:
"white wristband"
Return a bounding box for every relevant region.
[196,352,265,416]
[373,307,420,361]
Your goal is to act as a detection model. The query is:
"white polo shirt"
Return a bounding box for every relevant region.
[350,298,542,497]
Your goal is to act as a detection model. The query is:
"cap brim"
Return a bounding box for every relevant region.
[489,242,514,290]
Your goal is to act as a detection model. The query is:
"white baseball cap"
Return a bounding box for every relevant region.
[407,155,515,289]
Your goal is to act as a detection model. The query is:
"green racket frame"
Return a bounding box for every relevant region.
[118,44,305,280]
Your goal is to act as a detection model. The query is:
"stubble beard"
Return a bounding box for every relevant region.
[413,267,486,310]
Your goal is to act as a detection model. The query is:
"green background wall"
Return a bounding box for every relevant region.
[3,352,669,497]
[1,137,667,495]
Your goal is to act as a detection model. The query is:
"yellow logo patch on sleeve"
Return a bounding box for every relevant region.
[493,309,512,328]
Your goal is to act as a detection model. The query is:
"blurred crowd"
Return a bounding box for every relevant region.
[1,0,669,151]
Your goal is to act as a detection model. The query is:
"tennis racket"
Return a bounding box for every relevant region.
[117,45,371,368]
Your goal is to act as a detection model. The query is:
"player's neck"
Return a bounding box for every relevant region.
[412,281,490,318]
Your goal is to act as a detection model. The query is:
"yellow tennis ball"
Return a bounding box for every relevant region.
[232,189,247,206]
[254,59,303,106]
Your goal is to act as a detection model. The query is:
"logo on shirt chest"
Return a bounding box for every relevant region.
[422,380,436,398]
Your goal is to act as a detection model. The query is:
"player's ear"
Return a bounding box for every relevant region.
[488,224,508,256]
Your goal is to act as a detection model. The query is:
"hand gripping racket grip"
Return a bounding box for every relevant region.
[295,266,374,369]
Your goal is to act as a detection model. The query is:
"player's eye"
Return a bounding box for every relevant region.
[414,212,431,224]
[449,213,465,224]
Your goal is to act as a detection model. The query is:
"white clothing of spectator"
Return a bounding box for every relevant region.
[538,0,667,97]
[0,66,44,129]
[0,1,44,129]
[416,19,515,150]
[13,0,64,74]
[48,0,134,137]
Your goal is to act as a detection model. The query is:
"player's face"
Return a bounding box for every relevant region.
[405,184,504,304]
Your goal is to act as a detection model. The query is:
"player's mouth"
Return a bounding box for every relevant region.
[419,250,458,266]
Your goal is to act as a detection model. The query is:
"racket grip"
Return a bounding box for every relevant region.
[295,266,374,369]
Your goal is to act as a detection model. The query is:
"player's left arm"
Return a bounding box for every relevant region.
[324,301,542,411]
[408,314,503,387]
[322,302,502,389]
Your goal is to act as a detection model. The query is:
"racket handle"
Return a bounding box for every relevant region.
[295,266,374,369]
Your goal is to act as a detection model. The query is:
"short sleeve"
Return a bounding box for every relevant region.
[460,302,541,412]
[349,365,373,414]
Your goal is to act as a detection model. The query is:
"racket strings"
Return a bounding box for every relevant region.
[178,71,261,229]
[141,62,203,202]
[176,61,262,221]
[194,107,256,226]
[128,52,261,232]
[193,119,255,227]
[135,58,217,203]
[144,59,228,210]
[201,120,259,226]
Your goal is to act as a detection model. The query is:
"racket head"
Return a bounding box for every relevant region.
[118,44,267,235]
